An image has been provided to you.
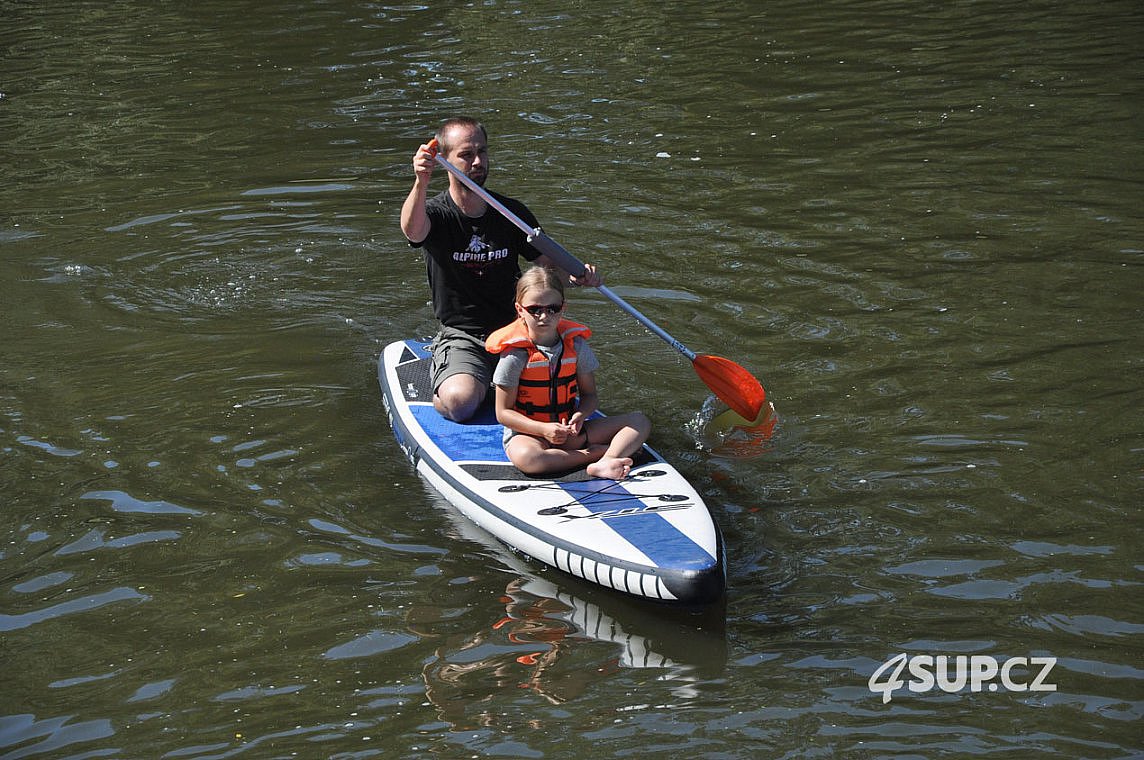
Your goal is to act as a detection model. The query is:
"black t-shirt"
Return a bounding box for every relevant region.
[411,189,542,337]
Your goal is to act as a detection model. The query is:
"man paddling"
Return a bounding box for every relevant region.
[401,117,602,422]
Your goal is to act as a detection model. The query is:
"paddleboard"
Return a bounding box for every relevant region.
[378,339,725,604]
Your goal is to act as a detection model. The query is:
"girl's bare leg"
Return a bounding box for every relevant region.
[583,412,651,480]
[506,434,606,476]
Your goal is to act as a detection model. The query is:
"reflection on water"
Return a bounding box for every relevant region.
[412,490,725,729]
[418,580,616,722]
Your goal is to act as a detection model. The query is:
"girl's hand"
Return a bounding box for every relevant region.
[543,422,570,445]
[565,412,585,435]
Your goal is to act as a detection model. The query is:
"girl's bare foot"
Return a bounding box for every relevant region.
[586,456,633,480]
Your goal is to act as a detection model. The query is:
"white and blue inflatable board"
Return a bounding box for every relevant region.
[379,339,725,604]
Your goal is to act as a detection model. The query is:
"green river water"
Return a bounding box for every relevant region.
[2,1,1141,757]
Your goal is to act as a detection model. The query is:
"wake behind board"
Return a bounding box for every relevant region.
[378,339,725,604]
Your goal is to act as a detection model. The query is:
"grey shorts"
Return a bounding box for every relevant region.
[430,325,497,393]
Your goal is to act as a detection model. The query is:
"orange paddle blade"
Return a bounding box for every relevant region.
[693,354,766,420]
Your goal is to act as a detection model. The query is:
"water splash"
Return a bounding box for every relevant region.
[687,395,778,460]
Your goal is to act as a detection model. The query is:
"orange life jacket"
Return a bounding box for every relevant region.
[486,318,592,422]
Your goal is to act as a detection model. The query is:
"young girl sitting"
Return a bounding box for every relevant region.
[486,267,651,480]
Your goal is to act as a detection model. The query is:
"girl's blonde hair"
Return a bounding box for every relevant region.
[515,266,566,304]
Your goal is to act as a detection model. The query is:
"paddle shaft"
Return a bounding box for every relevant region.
[433,154,698,362]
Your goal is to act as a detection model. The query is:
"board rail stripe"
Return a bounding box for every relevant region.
[553,546,669,600]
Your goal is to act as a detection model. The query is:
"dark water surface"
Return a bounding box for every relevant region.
[3,1,1141,757]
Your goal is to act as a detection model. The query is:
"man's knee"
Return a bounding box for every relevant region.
[434,375,485,421]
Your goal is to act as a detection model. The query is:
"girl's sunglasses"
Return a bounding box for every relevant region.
[523,302,564,317]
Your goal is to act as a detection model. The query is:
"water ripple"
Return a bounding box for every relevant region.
[0,714,116,759]
[307,518,449,557]
[323,630,420,660]
[55,529,183,557]
[80,490,202,516]
[0,587,149,632]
